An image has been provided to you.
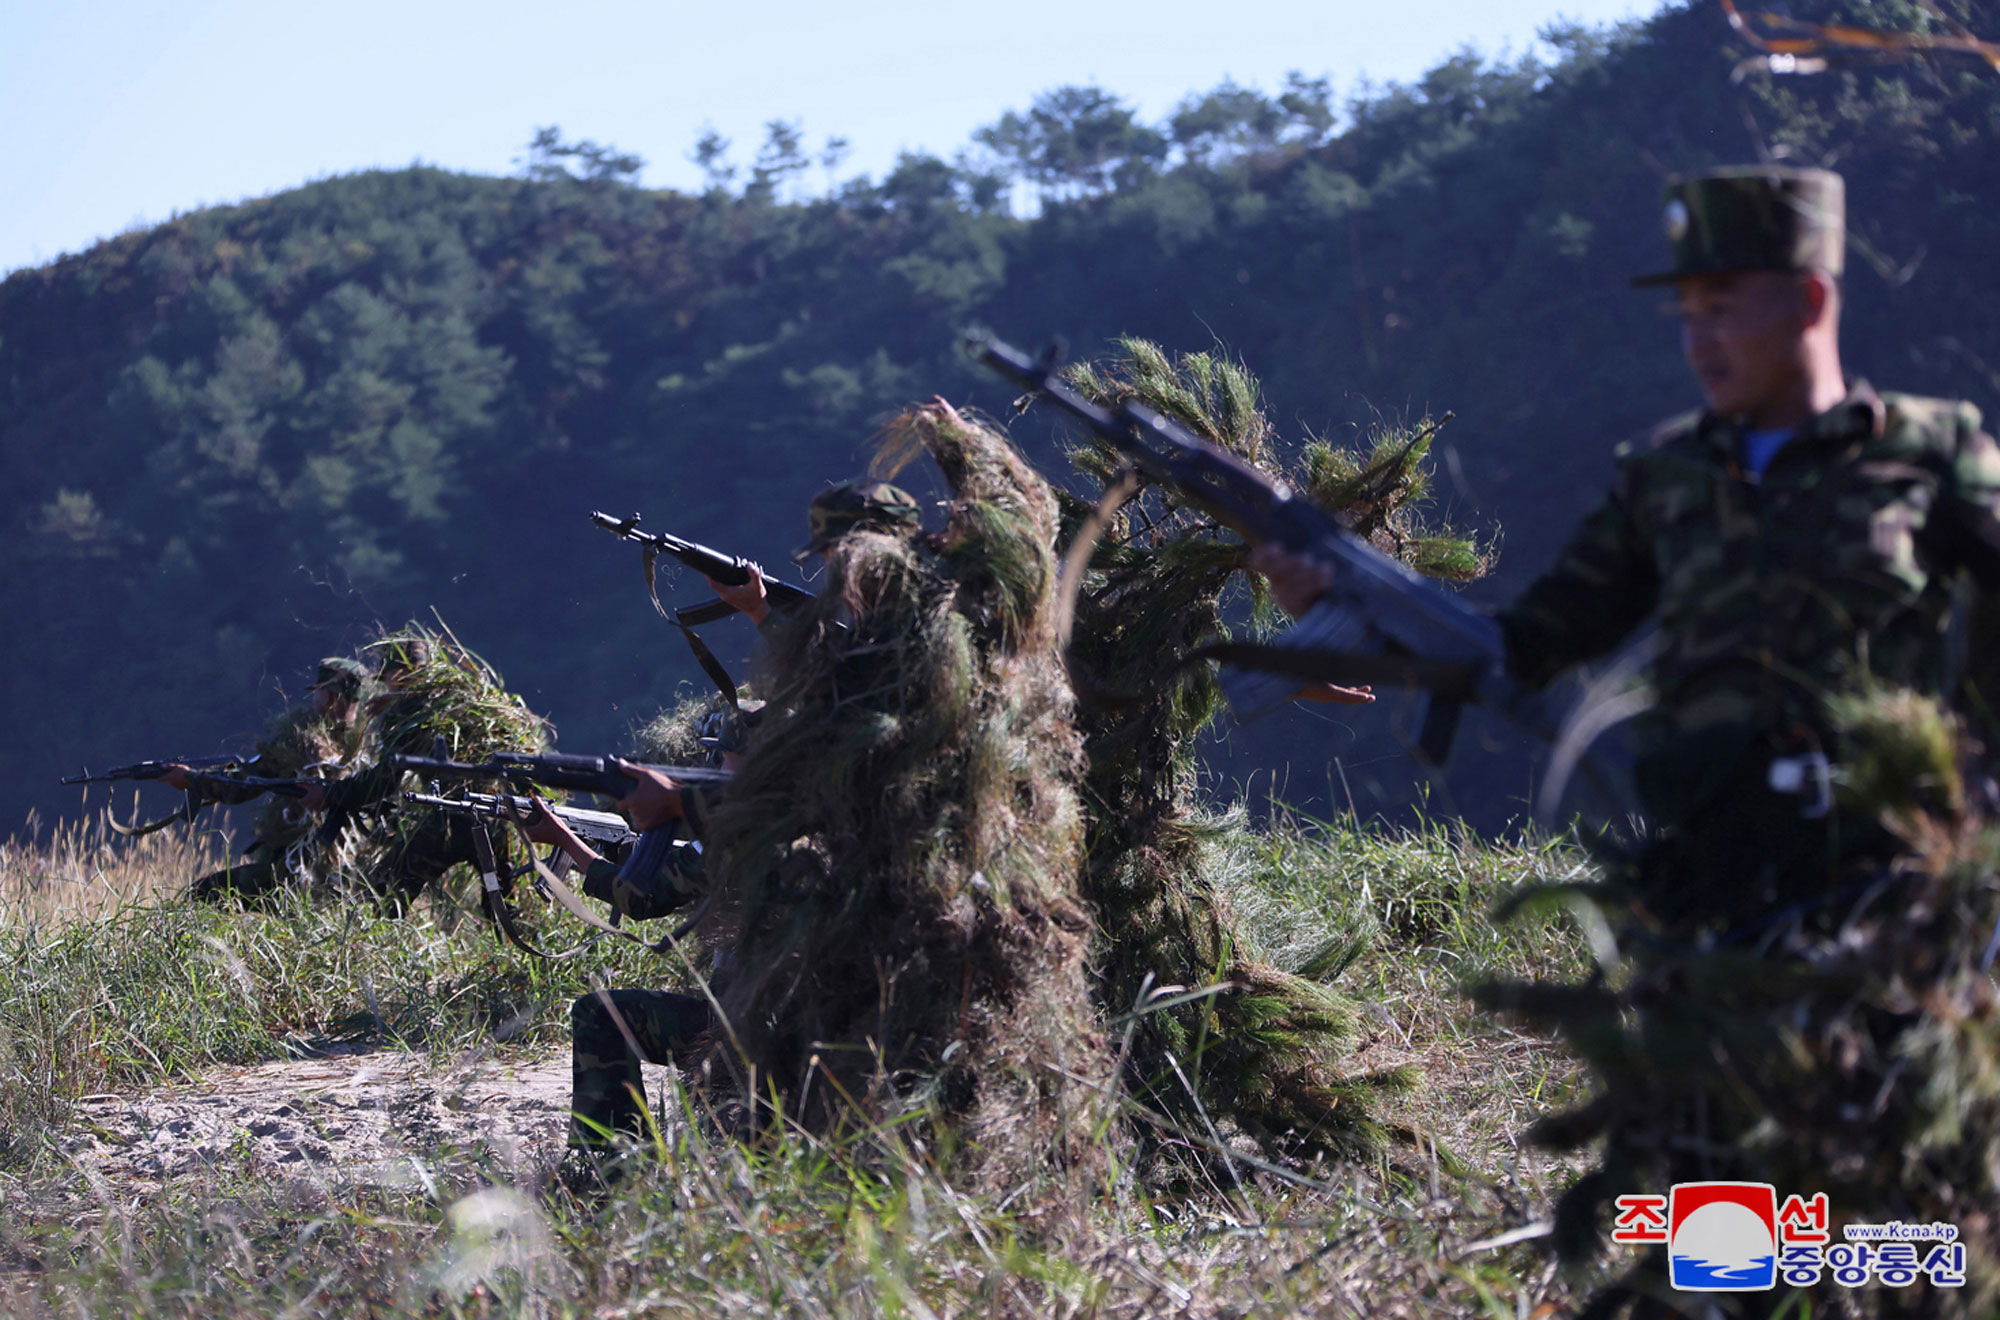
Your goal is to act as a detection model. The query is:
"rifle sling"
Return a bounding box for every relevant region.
[494,807,692,958]
[467,821,581,960]
[675,598,739,627]
[110,791,206,839]
[643,547,741,707]
[1188,642,1485,700]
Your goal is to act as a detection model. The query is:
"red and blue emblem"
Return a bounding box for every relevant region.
[1669,1182,1779,1291]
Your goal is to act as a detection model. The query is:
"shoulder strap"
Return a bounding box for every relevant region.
[643,546,741,707]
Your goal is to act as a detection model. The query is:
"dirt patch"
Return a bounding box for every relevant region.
[56,1048,676,1206]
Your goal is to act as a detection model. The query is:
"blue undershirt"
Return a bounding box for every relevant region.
[1741,427,1795,479]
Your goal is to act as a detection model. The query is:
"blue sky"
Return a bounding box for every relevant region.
[2,0,1668,275]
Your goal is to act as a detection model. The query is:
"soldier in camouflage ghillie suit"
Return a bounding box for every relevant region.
[302,630,548,907]
[1261,165,2000,933]
[547,487,925,1166]
[177,656,369,903]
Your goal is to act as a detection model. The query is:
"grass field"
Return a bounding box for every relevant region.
[0,802,1603,1317]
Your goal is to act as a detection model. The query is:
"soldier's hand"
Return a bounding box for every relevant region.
[1250,543,1335,618]
[614,759,685,831]
[297,780,329,812]
[162,764,191,791]
[519,797,567,846]
[708,563,772,625]
[512,797,603,869]
[1300,682,1375,706]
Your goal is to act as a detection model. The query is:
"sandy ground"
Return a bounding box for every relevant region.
[56,1047,676,1206]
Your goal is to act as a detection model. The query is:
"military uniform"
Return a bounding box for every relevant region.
[1499,167,2000,930]
[566,705,760,1158]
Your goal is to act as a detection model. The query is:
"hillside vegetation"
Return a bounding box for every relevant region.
[6,0,1999,828]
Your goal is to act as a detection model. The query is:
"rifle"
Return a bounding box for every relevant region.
[399,790,672,959]
[589,510,817,626]
[393,752,728,898]
[62,755,326,836]
[401,790,637,854]
[61,752,257,786]
[969,332,1542,765]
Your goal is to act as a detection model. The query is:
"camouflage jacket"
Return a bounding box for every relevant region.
[1499,382,2000,813]
[580,843,704,921]
[579,786,714,921]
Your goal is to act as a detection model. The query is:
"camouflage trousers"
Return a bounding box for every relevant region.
[569,988,713,1152]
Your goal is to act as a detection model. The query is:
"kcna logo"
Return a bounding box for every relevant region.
[1612,1182,1966,1293]
[1662,1183,1778,1292]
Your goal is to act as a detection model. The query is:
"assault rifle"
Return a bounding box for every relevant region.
[393,752,728,896]
[970,332,1539,765]
[61,756,323,836]
[392,751,731,796]
[401,790,637,854]
[589,510,817,626]
[62,752,256,786]
[399,790,706,958]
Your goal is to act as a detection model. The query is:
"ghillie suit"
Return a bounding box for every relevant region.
[188,688,366,902]
[323,620,551,906]
[1477,689,2000,1318]
[630,686,754,765]
[701,399,1109,1195]
[1046,339,1488,1160]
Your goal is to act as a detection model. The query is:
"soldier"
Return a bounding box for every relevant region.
[306,631,546,908]
[1257,165,2000,931]
[545,483,922,1174]
[531,701,760,1170]
[175,656,369,903]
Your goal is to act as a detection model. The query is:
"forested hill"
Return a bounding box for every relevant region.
[6,0,1998,830]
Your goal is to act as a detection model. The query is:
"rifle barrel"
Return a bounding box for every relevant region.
[588,510,817,609]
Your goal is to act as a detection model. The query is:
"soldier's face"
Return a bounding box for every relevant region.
[1676,271,1814,419]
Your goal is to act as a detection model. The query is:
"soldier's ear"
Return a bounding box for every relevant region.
[1800,270,1838,330]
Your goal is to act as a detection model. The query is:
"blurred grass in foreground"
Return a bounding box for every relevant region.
[0,803,1601,1317]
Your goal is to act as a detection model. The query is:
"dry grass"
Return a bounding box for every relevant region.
[0,801,1603,1317]
[0,806,233,927]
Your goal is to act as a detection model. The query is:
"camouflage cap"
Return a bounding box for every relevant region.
[792,481,922,562]
[311,656,369,700]
[1632,165,1844,288]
